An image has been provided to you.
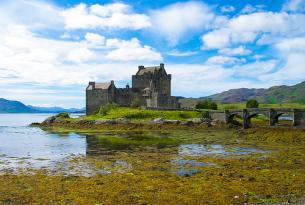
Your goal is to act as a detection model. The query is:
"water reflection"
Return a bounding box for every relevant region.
[0,122,268,176]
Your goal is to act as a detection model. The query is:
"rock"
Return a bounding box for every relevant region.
[180,121,193,126]
[77,120,90,125]
[187,118,202,124]
[115,118,130,124]
[152,118,164,124]
[93,119,116,125]
[163,120,180,124]
[42,116,56,124]
[53,118,66,123]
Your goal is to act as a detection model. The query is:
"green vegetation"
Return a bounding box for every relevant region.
[98,103,118,116]
[55,112,70,118]
[246,99,259,108]
[84,107,201,121]
[217,103,305,110]
[1,128,305,204]
[196,99,218,110]
[130,98,141,108]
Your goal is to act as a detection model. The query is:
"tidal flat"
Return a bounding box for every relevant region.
[0,125,305,205]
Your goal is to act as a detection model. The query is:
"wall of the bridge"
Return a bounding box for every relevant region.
[209,108,305,128]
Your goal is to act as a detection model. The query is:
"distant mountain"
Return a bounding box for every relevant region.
[0,98,84,113]
[206,81,305,103]
[28,105,84,113]
[179,81,305,107]
[0,98,37,113]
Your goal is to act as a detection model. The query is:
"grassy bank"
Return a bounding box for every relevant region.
[79,107,202,121]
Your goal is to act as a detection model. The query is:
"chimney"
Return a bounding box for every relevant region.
[138,65,144,70]
[110,80,114,85]
[89,82,95,89]
[160,63,164,68]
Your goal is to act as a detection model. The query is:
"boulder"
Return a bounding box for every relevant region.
[163,120,180,124]
[42,116,56,124]
[115,118,131,124]
[187,118,202,124]
[152,118,164,124]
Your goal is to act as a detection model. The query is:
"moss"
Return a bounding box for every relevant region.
[0,128,305,204]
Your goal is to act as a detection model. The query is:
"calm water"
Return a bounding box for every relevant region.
[0,114,266,176]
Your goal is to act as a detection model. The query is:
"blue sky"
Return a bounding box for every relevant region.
[0,0,304,108]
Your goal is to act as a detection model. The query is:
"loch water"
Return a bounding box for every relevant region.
[0,114,267,176]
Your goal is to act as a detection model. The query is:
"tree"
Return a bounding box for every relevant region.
[246,99,259,108]
[130,98,141,108]
[196,99,218,110]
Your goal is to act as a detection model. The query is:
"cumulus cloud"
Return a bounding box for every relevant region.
[105,38,162,61]
[206,56,246,65]
[282,0,305,12]
[62,3,151,30]
[150,1,215,45]
[221,5,235,13]
[166,49,198,57]
[85,33,106,45]
[218,46,252,56]
[66,47,97,63]
[202,12,305,49]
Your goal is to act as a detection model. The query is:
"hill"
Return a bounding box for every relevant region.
[179,81,305,108]
[207,81,305,103]
[0,98,37,113]
[0,98,84,113]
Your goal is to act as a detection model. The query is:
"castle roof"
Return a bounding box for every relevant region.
[95,82,111,89]
[136,66,161,75]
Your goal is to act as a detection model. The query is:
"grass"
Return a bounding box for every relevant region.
[218,103,305,110]
[81,107,202,121]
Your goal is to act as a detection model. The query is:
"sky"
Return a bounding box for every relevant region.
[0,0,304,108]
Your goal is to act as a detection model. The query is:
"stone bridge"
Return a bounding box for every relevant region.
[209,108,305,129]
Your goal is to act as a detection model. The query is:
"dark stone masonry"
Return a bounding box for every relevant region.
[86,63,180,115]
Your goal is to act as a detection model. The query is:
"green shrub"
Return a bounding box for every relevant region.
[130,98,141,108]
[196,99,218,110]
[202,111,211,119]
[246,99,259,108]
[56,112,70,118]
[99,103,118,116]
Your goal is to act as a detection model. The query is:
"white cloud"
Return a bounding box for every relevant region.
[218,46,252,56]
[150,1,214,45]
[282,0,305,12]
[202,12,305,49]
[166,49,198,57]
[62,3,151,30]
[105,38,162,61]
[85,33,105,45]
[241,4,266,14]
[66,47,97,63]
[0,0,63,30]
[221,5,235,13]
[206,56,246,65]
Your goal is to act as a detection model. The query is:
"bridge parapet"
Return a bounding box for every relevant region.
[207,108,305,129]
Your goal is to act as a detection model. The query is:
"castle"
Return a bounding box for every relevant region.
[86,63,180,114]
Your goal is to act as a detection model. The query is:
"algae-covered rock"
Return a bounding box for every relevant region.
[115,118,130,124]
[153,118,164,124]
[42,116,56,124]
[163,120,180,124]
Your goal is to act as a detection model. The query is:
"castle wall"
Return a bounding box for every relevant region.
[86,89,109,115]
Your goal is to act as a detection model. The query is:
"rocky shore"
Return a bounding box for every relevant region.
[32,114,226,130]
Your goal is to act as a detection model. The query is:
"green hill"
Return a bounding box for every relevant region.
[179,81,305,107]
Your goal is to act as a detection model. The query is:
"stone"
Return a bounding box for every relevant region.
[114,118,130,124]
[187,118,202,124]
[86,64,180,115]
[42,116,56,124]
[163,120,180,124]
[153,118,164,124]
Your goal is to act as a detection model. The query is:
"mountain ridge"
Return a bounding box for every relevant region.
[0,98,84,113]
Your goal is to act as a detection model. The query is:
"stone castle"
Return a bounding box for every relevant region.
[86,63,180,114]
